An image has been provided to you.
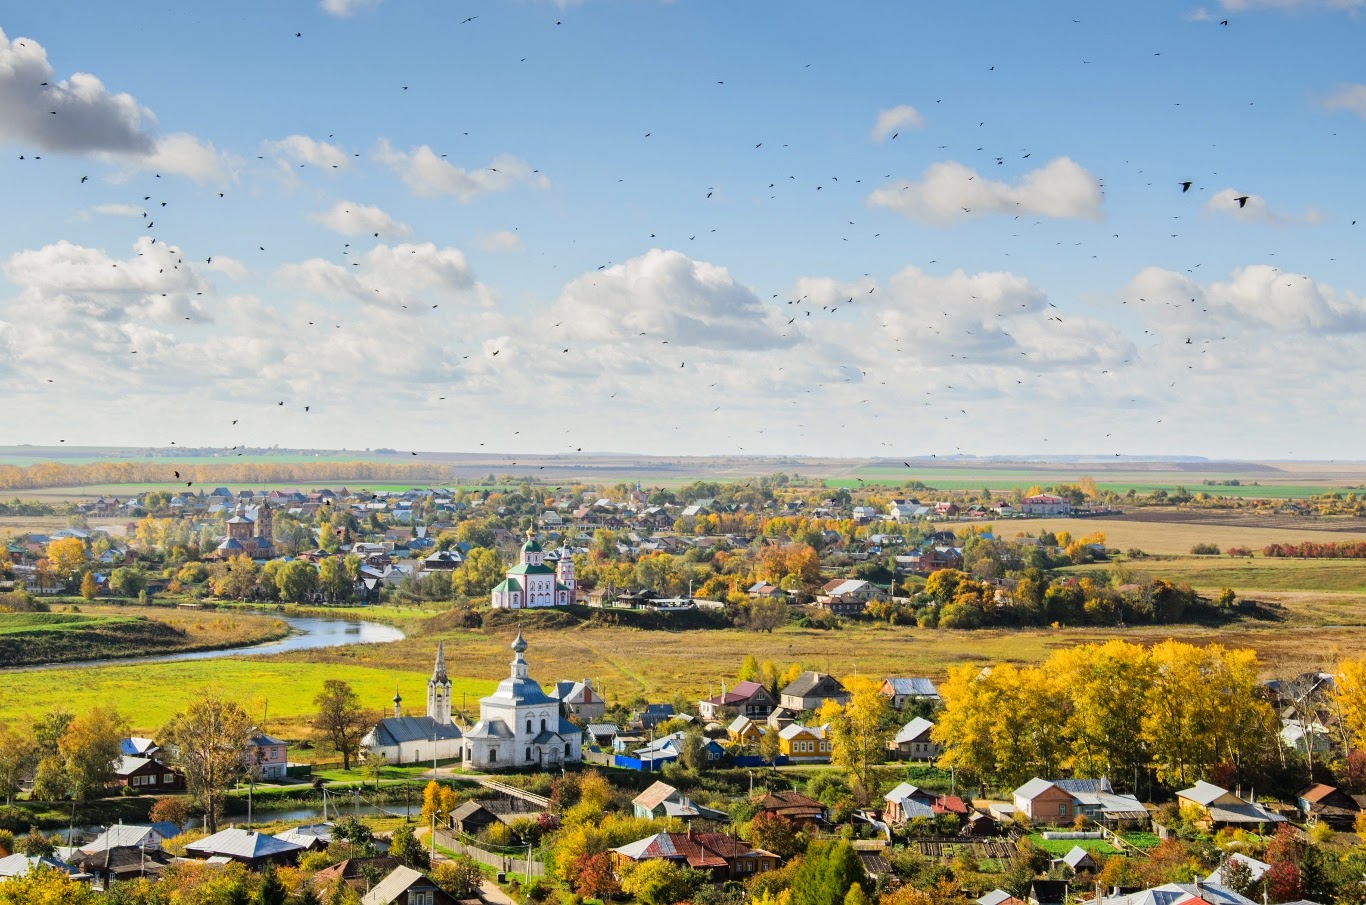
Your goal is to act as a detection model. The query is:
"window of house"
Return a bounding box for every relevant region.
[489,749,497,762]
[1059,804,1067,816]
[565,743,571,756]
[164,774,175,783]
[526,719,532,733]
[527,747,533,761]
[541,718,547,732]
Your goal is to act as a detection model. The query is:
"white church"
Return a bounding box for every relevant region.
[361,643,464,765]
[490,529,576,609]
[462,630,584,771]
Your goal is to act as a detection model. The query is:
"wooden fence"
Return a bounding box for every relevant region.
[434,829,545,878]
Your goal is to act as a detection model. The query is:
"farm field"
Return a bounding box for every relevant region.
[1065,557,1366,595]
[987,517,1366,555]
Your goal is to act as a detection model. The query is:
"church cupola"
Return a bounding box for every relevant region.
[510,628,530,680]
[392,685,403,718]
[427,642,452,725]
[520,529,544,567]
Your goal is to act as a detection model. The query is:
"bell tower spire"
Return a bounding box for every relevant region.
[427,642,452,725]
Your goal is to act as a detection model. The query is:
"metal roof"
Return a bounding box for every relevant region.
[185,827,304,860]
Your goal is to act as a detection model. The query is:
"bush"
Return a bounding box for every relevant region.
[1190,543,1221,555]
[431,856,484,898]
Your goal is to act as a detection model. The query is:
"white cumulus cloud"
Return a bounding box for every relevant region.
[278,242,476,310]
[867,157,1103,224]
[551,249,791,350]
[374,139,548,201]
[311,201,412,238]
[263,135,352,170]
[1204,188,1319,224]
[0,28,234,183]
[870,105,924,142]
[1126,264,1366,334]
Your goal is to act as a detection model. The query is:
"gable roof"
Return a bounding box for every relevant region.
[1177,781,1233,807]
[186,827,303,860]
[894,717,935,744]
[884,677,940,698]
[1014,777,1060,801]
[369,716,463,746]
[781,671,848,699]
[634,781,680,811]
[361,865,435,905]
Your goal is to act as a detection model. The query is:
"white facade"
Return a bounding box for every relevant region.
[360,643,464,765]
[462,631,583,771]
[490,530,575,609]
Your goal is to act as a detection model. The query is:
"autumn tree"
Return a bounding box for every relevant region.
[747,597,789,633]
[210,554,259,599]
[275,559,318,603]
[432,856,485,898]
[79,571,98,601]
[45,537,86,582]
[59,705,126,813]
[420,780,457,825]
[312,680,370,770]
[160,689,253,833]
[0,866,101,904]
[452,547,505,598]
[748,811,804,859]
[0,723,35,806]
[819,676,892,802]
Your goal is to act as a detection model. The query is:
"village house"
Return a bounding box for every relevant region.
[552,678,607,722]
[611,831,780,882]
[778,723,831,763]
[880,677,941,709]
[1297,783,1361,827]
[448,800,505,837]
[113,755,185,793]
[698,680,776,721]
[887,717,939,760]
[632,781,730,822]
[779,671,851,712]
[245,729,289,780]
[1013,778,1147,826]
[1176,781,1285,829]
[815,578,885,616]
[360,865,460,905]
[1021,493,1072,516]
[185,828,304,869]
[753,790,827,824]
[727,716,766,746]
[883,783,937,824]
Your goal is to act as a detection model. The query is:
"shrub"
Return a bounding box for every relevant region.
[1190,543,1221,555]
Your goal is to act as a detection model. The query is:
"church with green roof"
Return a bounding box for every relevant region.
[490,528,576,609]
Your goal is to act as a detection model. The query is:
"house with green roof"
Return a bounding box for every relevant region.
[491,528,576,608]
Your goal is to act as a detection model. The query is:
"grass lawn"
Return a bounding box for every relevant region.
[1028,834,1121,856]
[0,657,497,735]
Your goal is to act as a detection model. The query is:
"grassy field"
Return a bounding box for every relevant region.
[986,517,1366,555]
[0,604,290,667]
[0,657,497,735]
[7,609,1366,736]
[1067,557,1366,594]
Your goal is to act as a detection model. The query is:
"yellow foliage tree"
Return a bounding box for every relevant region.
[420,780,457,824]
[45,537,86,580]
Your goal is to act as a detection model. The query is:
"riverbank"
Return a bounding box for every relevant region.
[0,604,292,668]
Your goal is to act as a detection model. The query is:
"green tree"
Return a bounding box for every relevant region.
[790,840,867,905]
[452,547,505,598]
[160,689,253,833]
[312,680,370,770]
[317,556,354,601]
[275,560,318,603]
[257,864,287,905]
[109,566,146,598]
[431,857,484,898]
[389,824,430,870]
[619,859,701,905]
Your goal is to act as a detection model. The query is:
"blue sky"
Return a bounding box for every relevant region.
[0,0,1363,459]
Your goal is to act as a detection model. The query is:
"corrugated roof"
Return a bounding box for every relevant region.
[185,827,303,860]
[361,865,430,905]
[634,781,680,811]
[884,677,941,698]
[371,716,463,746]
[894,717,935,744]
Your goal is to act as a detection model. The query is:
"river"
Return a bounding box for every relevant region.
[9,612,406,672]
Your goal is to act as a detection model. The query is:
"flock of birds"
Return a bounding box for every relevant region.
[12,9,1354,463]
